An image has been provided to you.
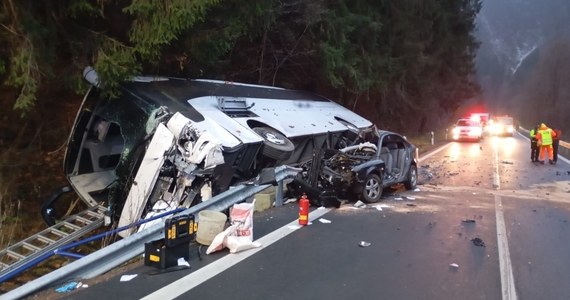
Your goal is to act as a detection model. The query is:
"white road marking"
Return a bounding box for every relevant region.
[493,140,518,300]
[141,207,331,300]
[492,140,501,190]
[419,143,451,162]
[495,195,517,300]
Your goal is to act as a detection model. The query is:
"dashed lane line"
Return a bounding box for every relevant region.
[493,139,518,300]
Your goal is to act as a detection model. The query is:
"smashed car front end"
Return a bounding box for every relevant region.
[289,140,384,206]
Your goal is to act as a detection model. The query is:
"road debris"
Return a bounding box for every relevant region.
[470,237,486,247]
[177,257,190,267]
[372,204,392,211]
[55,282,81,293]
[359,241,371,247]
[414,188,421,192]
[394,197,404,201]
[403,196,415,200]
[407,203,416,207]
[449,263,459,268]
[120,274,138,282]
[354,200,367,208]
[501,160,513,164]
[462,219,476,223]
[284,198,297,204]
[319,218,332,224]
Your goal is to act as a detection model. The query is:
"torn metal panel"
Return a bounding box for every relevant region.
[119,114,227,237]
[118,123,174,237]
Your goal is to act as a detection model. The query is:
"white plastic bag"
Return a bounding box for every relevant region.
[206,200,261,254]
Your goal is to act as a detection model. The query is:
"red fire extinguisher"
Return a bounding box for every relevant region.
[299,193,310,225]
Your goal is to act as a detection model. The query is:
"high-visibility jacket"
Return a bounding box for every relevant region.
[530,129,536,138]
[539,129,553,146]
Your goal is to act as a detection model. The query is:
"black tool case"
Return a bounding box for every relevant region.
[144,214,195,269]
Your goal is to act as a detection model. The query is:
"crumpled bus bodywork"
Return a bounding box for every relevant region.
[58,68,374,236]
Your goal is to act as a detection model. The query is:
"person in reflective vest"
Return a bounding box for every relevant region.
[536,123,557,164]
[529,124,540,162]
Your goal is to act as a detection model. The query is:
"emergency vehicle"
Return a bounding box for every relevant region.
[490,115,515,136]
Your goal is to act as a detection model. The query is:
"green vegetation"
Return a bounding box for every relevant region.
[1,0,481,132]
[0,0,482,242]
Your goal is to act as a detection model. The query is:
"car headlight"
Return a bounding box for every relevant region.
[452,128,460,135]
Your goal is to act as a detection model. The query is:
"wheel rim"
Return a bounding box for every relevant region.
[410,167,417,186]
[263,132,286,145]
[365,177,380,199]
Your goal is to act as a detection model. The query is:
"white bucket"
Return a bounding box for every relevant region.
[196,210,227,245]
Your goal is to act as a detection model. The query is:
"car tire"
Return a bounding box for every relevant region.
[404,164,417,190]
[362,173,383,203]
[252,127,295,161]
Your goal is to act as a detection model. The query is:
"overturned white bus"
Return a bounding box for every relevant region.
[42,67,380,237]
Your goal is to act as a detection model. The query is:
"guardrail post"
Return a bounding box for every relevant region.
[275,180,284,207]
[431,131,434,145]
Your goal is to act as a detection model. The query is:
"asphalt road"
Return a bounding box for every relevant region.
[28,132,570,300]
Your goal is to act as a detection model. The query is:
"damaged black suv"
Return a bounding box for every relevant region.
[289,129,418,206]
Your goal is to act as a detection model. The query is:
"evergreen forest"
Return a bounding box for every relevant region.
[0,0,481,246]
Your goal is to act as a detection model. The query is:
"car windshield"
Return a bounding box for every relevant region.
[457,119,478,127]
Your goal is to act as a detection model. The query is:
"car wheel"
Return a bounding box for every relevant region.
[362,173,383,203]
[252,127,295,161]
[404,164,417,190]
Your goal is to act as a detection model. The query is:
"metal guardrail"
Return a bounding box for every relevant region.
[3,165,300,300]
